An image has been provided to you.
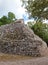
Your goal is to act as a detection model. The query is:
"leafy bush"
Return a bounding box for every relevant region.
[27,21,48,46]
[0,12,16,26]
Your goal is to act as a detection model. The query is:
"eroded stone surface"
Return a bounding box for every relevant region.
[0,20,47,56]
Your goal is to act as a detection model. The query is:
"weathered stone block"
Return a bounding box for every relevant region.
[0,19,47,56]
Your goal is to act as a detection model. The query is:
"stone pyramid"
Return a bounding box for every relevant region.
[0,19,47,56]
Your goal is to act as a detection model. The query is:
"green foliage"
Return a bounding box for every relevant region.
[22,0,48,45]
[22,0,48,20]
[0,16,8,25]
[0,12,16,26]
[27,21,48,46]
[27,22,33,28]
[8,12,15,21]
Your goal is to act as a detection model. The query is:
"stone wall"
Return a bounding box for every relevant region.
[0,20,47,56]
[0,39,41,56]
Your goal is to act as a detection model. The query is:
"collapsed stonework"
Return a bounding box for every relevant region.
[0,19,47,56]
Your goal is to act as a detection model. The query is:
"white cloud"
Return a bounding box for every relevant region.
[43,20,48,24]
[0,0,3,6]
[15,7,26,19]
[25,19,34,24]
[0,0,26,19]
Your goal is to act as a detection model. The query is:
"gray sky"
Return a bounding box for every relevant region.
[0,0,27,19]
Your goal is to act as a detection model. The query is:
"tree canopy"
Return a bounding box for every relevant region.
[22,0,48,20]
[27,21,48,45]
[8,12,16,21]
[0,12,16,26]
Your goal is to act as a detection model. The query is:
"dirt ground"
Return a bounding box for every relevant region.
[0,57,48,65]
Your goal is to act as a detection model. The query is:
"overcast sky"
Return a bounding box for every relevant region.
[0,0,29,21]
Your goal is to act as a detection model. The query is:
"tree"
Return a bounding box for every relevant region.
[8,12,16,22]
[27,21,48,45]
[27,22,33,28]
[44,24,48,45]
[0,16,8,25]
[0,19,3,25]
[0,12,16,26]
[33,22,45,37]
[22,0,48,21]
